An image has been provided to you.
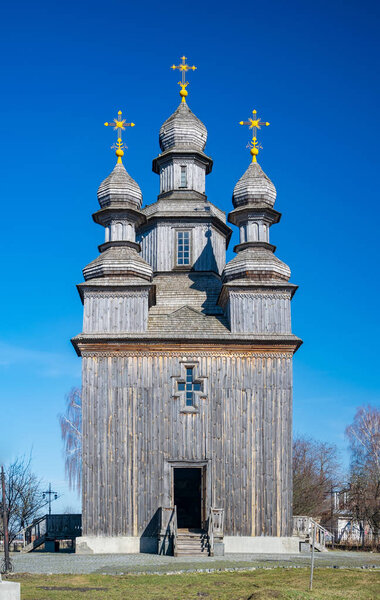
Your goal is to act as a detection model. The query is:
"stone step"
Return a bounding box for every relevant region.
[177,543,206,548]
[176,553,206,556]
[177,535,207,542]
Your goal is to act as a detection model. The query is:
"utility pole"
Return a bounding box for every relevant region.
[331,485,335,550]
[42,483,58,515]
[1,465,12,573]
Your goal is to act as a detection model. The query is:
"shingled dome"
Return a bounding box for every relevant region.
[233,162,277,208]
[97,163,142,209]
[159,102,207,152]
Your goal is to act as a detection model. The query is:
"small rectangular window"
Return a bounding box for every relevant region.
[180,166,187,188]
[176,230,190,266]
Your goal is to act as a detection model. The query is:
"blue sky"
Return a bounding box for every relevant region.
[0,0,379,511]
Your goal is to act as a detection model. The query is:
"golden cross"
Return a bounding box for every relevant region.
[170,55,197,103]
[239,109,270,162]
[104,110,135,164]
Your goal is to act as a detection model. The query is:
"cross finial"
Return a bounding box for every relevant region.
[104,110,135,164]
[239,109,270,163]
[170,55,197,103]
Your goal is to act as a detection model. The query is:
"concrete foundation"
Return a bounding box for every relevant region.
[77,535,301,554]
[76,536,140,554]
[0,579,20,600]
[224,536,301,554]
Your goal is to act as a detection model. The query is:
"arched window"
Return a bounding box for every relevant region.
[115,222,123,240]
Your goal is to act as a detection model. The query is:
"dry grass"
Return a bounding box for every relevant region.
[5,567,380,600]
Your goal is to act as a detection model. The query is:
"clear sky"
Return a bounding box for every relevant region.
[0,0,379,512]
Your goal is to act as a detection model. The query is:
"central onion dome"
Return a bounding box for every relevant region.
[233,162,276,208]
[97,162,142,209]
[159,102,207,152]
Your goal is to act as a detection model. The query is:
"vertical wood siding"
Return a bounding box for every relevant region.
[81,351,293,539]
[159,159,206,194]
[229,293,291,334]
[138,223,226,274]
[83,293,149,333]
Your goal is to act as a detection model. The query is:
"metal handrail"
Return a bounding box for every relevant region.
[172,506,177,556]
[25,515,48,546]
[207,507,224,556]
[208,507,214,555]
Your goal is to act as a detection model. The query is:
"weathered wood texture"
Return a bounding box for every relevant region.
[159,158,206,195]
[227,292,291,334]
[138,223,226,274]
[239,221,270,243]
[81,350,293,538]
[82,291,150,333]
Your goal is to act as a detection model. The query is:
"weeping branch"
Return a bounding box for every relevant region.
[59,387,82,494]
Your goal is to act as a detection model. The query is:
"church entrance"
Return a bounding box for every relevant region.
[173,468,203,529]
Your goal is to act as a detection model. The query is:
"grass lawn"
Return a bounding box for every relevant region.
[5,568,380,599]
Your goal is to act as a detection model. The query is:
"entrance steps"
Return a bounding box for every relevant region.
[175,529,210,557]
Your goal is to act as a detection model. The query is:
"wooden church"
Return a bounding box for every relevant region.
[72,57,302,555]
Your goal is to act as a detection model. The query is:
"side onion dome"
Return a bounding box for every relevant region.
[223,246,291,283]
[159,102,207,152]
[97,162,142,209]
[83,246,153,282]
[233,162,276,208]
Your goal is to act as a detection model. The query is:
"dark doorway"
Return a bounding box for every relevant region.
[174,468,202,529]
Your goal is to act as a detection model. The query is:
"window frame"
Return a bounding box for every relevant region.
[175,228,192,267]
[179,165,188,188]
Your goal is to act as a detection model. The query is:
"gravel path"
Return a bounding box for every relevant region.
[9,551,380,575]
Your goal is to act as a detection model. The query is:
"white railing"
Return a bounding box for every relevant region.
[158,506,177,555]
[208,507,224,556]
[293,516,332,550]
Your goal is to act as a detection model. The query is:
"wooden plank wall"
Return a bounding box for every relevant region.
[159,159,206,195]
[81,350,293,539]
[138,223,226,274]
[82,292,149,333]
[229,293,292,334]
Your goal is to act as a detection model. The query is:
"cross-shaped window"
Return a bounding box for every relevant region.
[177,367,202,407]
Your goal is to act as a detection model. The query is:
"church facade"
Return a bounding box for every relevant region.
[72,68,302,555]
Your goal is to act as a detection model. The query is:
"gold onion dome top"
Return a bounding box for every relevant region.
[233,108,275,208]
[159,54,207,152]
[98,109,142,209]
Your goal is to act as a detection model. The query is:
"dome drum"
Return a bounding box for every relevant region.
[98,239,141,253]
[233,241,276,253]
[228,206,281,227]
[152,148,213,175]
[93,206,146,228]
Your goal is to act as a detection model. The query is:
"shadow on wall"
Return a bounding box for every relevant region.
[192,228,219,275]
[140,508,160,554]
[188,228,226,318]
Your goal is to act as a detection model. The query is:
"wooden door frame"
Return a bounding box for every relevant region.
[166,460,210,529]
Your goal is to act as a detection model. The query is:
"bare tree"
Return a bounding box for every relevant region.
[0,456,45,546]
[345,405,380,545]
[293,435,341,517]
[59,387,82,494]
